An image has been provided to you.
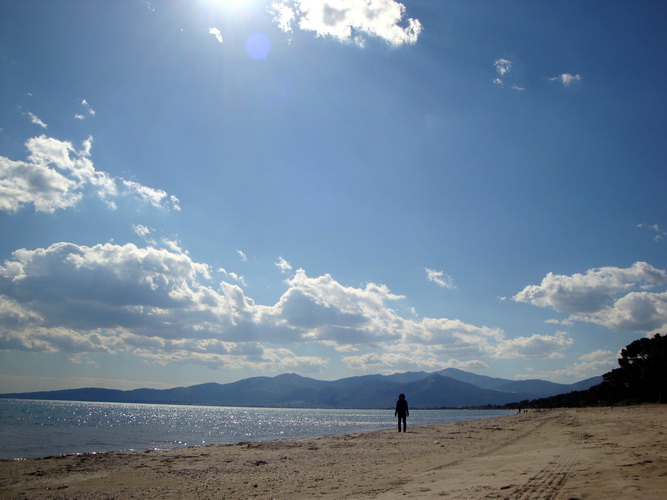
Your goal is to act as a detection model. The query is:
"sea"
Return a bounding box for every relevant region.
[0,399,512,460]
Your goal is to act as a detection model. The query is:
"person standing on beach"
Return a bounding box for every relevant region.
[395,393,409,432]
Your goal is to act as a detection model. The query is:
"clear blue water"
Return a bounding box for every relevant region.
[0,399,512,460]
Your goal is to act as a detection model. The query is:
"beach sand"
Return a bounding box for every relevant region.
[1,405,666,499]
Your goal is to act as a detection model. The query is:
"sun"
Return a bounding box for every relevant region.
[204,0,253,10]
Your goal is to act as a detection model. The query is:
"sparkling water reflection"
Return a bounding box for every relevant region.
[0,399,511,459]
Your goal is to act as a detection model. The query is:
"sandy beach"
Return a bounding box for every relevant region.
[1,405,665,499]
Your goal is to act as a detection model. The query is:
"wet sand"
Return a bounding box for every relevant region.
[1,405,666,499]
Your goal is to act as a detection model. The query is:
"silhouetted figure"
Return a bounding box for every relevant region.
[395,393,409,432]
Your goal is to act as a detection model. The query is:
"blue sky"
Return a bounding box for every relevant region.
[1,0,666,392]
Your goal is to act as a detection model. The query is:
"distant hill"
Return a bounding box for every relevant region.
[0,369,602,409]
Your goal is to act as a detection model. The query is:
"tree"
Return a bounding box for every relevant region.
[603,333,667,403]
[509,334,667,408]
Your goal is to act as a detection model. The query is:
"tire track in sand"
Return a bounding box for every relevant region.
[509,427,584,500]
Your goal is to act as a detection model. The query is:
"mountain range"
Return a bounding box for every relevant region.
[0,368,602,408]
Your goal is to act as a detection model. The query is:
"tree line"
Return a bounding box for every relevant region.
[507,333,667,408]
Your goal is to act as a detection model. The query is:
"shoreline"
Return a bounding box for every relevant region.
[1,405,666,499]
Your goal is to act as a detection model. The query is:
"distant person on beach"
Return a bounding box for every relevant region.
[395,393,409,432]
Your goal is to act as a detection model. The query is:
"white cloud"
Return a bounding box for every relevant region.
[76,99,96,120]
[271,1,295,32]
[342,349,488,374]
[494,332,574,359]
[0,151,82,213]
[637,223,666,242]
[0,135,179,213]
[0,242,592,374]
[425,267,456,289]
[492,58,524,90]
[275,269,405,344]
[549,73,581,86]
[237,250,247,262]
[514,262,667,334]
[494,58,512,77]
[161,237,185,254]
[270,0,423,47]
[208,27,223,43]
[343,352,448,372]
[68,354,98,366]
[82,99,96,116]
[122,180,181,211]
[0,242,332,372]
[275,256,293,273]
[219,267,247,287]
[573,291,667,333]
[578,349,616,364]
[405,317,504,357]
[513,262,667,314]
[132,224,154,238]
[26,112,47,129]
[516,349,616,382]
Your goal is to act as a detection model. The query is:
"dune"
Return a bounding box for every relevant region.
[1,405,665,499]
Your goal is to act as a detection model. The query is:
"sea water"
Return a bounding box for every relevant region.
[0,399,512,460]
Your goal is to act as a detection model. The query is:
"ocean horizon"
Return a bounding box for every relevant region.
[0,398,512,460]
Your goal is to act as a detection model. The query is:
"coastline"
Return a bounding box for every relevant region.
[1,405,665,499]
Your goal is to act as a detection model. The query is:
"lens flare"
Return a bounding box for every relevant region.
[246,32,271,60]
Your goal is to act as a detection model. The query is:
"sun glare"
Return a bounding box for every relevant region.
[205,0,252,11]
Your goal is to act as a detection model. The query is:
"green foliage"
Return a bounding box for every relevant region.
[507,334,667,408]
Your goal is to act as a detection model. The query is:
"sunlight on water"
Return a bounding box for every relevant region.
[0,399,511,459]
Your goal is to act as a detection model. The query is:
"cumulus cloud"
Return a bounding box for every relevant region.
[0,134,180,213]
[573,291,667,333]
[514,262,667,333]
[0,242,574,374]
[0,244,332,369]
[514,262,667,313]
[425,267,456,289]
[275,269,405,344]
[270,0,423,47]
[237,250,247,262]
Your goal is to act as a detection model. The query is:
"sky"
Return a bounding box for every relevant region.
[0,0,666,393]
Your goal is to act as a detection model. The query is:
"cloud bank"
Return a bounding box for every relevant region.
[0,241,575,375]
